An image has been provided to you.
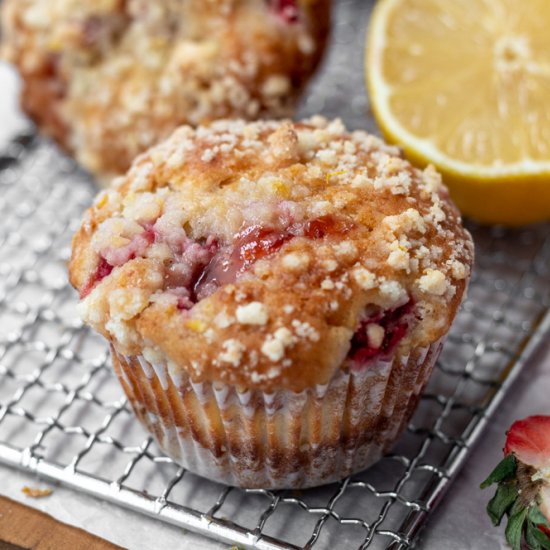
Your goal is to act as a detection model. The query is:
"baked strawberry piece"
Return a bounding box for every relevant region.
[481,415,550,549]
[269,0,300,23]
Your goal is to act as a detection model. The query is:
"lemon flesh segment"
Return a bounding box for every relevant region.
[366,0,550,225]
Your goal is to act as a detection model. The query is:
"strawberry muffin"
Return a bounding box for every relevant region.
[69,117,474,488]
[1,0,329,179]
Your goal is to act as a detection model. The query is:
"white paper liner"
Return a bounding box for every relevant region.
[111,339,443,489]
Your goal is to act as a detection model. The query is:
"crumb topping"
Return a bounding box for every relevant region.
[219,339,246,367]
[70,117,474,391]
[236,302,269,325]
[261,327,295,362]
[417,269,449,296]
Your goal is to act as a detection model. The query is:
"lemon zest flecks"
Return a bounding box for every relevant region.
[184,319,206,333]
[326,170,348,184]
[271,180,290,198]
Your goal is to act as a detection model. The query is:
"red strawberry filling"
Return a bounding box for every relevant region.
[348,300,416,366]
[268,0,300,23]
[103,224,155,267]
[80,224,156,299]
[190,215,351,306]
[80,257,113,299]
[192,215,352,302]
[81,215,352,309]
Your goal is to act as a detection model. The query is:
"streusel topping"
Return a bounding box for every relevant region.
[70,117,474,391]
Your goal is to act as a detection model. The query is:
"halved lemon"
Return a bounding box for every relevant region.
[366,0,550,226]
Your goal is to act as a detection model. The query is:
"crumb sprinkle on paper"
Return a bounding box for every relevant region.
[22,486,53,498]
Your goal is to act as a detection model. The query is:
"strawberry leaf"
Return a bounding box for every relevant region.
[529,522,550,550]
[487,482,518,526]
[510,497,527,518]
[530,507,550,530]
[526,521,543,550]
[481,454,517,488]
[505,506,528,550]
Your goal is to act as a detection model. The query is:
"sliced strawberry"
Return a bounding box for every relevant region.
[482,415,550,549]
[504,416,550,471]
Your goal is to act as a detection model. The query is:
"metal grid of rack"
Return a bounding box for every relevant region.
[0,1,549,548]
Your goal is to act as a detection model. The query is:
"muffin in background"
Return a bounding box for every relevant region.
[69,117,473,489]
[1,0,330,180]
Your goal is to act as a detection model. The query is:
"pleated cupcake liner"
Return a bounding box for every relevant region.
[111,339,442,489]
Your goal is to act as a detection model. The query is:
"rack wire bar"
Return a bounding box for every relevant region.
[0,1,549,548]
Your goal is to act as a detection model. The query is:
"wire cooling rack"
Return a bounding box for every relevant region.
[0,1,549,549]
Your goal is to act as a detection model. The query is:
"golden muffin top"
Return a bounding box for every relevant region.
[70,117,474,391]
